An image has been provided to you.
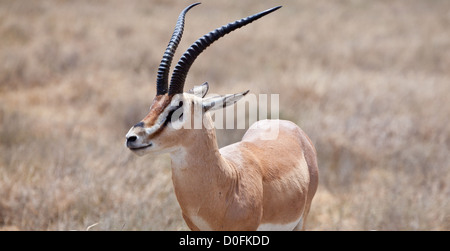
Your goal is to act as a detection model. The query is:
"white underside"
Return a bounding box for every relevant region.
[190,215,213,231]
[256,216,303,231]
[189,214,303,231]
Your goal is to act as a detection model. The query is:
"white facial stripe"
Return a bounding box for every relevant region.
[144,107,171,135]
[144,97,183,135]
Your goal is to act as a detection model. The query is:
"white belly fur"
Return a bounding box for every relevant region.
[190,215,212,231]
[257,216,303,231]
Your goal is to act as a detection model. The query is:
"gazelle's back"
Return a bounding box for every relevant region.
[220,120,318,230]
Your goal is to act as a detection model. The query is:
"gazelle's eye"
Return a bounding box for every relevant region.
[165,101,184,124]
[175,101,184,120]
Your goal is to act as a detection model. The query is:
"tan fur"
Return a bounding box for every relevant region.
[142,94,172,127]
[127,94,319,230]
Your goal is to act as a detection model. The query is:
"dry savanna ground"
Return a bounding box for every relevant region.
[0,0,449,230]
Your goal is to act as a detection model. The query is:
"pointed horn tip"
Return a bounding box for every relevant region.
[181,2,201,15]
[189,2,201,8]
[265,5,282,14]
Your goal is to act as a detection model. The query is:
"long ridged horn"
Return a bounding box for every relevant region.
[155,2,201,95]
[168,6,282,95]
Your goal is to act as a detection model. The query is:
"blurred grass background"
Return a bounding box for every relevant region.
[0,0,449,230]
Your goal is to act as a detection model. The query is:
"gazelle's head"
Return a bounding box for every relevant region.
[125,3,281,156]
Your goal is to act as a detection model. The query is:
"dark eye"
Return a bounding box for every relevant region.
[176,101,183,120]
[165,101,184,125]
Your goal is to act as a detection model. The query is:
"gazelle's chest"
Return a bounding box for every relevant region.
[172,184,221,230]
[180,201,225,231]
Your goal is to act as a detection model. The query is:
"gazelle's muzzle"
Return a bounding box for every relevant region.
[125,123,152,150]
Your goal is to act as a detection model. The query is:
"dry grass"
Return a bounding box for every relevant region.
[0,0,449,230]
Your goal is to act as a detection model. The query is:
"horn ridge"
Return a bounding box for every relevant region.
[168,6,282,95]
[155,2,201,95]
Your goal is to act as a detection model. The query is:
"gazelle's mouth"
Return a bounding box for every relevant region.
[128,143,153,151]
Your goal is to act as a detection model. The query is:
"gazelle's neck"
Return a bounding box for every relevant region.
[168,115,237,228]
[169,116,235,177]
[170,114,223,165]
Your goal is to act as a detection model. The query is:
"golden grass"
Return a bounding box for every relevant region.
[1,0,449,230]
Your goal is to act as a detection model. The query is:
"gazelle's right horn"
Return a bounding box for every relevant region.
[168,6,282,95]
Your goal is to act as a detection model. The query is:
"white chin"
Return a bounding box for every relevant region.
[128,145,154,156]
[129,145,167,157]
[129,148,149,156]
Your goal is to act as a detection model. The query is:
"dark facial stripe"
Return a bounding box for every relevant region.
[134,121,144,128]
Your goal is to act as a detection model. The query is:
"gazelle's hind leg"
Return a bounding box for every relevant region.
[293,217,304,231]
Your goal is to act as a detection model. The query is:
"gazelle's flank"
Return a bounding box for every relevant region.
[125,3,318,231]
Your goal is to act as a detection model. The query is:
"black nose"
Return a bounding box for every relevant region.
[126,136,137,147]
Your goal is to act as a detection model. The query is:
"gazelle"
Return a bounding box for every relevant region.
[125,3,318,231]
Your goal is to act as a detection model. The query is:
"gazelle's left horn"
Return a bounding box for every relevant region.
[155,2,200,95]
[168,6,282,95]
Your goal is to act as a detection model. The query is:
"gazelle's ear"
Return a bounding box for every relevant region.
[202,90,249,112]
[187,82,209,98]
